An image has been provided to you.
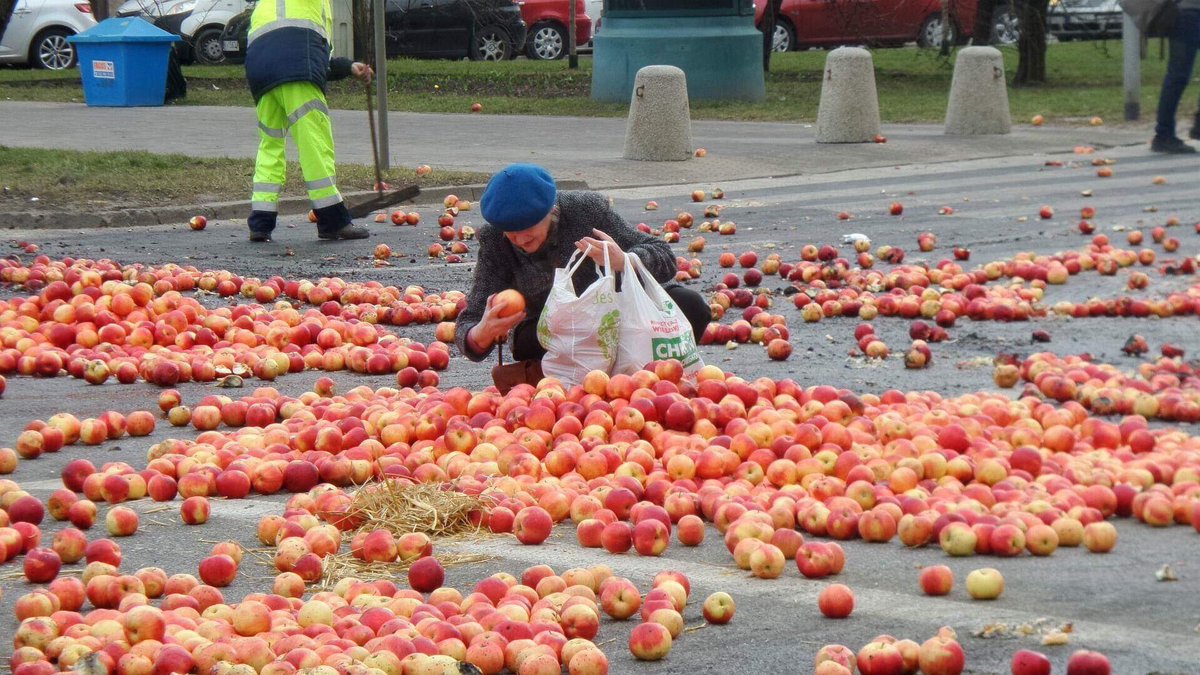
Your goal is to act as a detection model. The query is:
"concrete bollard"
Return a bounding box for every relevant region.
[815,47,881,144]
[944,46,1011,135]
[623,65,693,161]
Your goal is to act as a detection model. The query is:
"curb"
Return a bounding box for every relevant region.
[0,180,590,231]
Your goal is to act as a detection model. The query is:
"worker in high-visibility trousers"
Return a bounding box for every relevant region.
[243,0,374,242]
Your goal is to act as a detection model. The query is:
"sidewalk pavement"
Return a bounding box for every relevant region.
[0,101,1153,226]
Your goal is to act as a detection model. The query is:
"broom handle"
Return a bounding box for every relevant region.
[365,76,383,197]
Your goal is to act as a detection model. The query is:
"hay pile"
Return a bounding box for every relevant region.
[317,479,496,591]
[349,479,493,540]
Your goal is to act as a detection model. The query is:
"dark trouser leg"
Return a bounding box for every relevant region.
[314,202,353,236]
[1155,11,1200,139]
[248,210,277,238]
[663,283,711,339]
[510,317,548,362]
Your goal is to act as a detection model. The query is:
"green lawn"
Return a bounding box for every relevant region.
[0,146,488,211]
[0,42,1172,124]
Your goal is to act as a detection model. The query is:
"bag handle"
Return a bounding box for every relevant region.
[563,242,614,281]
[622,251,654,290]
[585,240,613,277]
[562,248,591,278]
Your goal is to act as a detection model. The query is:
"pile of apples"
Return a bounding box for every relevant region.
[4,341,1200,673]
[9,457,753,675]
[0,257,457,392]
[1004,352,1200,423]
[680,219,1198,367]
[697,232,1200,326]
[12,553,665,675]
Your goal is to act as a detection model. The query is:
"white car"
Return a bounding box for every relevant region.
[583,0,600,46]
[179,0,252,65]
[114,0,190,17]
[0,0,98,69]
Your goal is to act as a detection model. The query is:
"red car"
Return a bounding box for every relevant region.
[755,0,979,52]
[519,0,591,60]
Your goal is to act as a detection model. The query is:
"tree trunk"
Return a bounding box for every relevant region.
[939,0,953,56]
[1013,0,1049,85]
[973,0,997,45]
[1,0,16,37]
[353,0,373,64]
[763,0,782,72]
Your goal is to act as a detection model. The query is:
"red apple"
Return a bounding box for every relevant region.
[1066,650,1111,675]
[23,547,62,583]
[409,555,445,593]
[513,506,553,545]
[1011,650,1052,675]
[180,496,211,525]
[628,621,672,661]
[817,583,854,618]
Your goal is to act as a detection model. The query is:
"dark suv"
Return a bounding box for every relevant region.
[221,0,526,62]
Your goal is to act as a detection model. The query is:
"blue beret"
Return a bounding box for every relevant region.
[480,164,557,232]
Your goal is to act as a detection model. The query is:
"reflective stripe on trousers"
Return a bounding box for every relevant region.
[251,81,343,211]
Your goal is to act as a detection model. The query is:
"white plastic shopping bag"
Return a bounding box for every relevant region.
[536,247,620,386]
[613,252,703,375]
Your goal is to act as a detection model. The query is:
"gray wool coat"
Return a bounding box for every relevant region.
[455,190,676,361]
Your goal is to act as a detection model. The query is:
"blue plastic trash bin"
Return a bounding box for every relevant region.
[68,18,180,107]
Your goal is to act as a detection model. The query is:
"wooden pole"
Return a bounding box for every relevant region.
[1122,12,1140,121]
[568,0,578,68]
[373,0,388,168]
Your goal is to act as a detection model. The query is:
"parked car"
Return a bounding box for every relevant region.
[518,0,590,60]
[988,3,1021,45]
[754,0,981,52]
[1047,0,1120,40]
[219,5,248,63]
[114,0,191,17]
[114,0,199,60]
[179,0,252,64]
[583,0,600,45]
[222,0,525,62]
[0,0,97,69]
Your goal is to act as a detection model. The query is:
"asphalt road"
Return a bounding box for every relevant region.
[1,142,1199,674]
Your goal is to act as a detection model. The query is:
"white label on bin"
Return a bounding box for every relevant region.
[93,61,115,79]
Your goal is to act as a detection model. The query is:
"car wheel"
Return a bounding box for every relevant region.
[470,26,512,61]
[917,13,957,49]
[192,27,226,65]
[772,20,794,53]
[527,22,566,60]
[31,28,77,70]
[991,5,1020,45]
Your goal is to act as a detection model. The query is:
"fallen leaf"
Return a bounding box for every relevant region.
[1155,564,1179,581]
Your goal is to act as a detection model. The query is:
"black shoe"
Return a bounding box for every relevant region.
[249,231,272,242]
[1150,136,1197,154]
[317,223,369,240]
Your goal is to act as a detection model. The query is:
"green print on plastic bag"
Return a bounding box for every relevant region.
[652,334,699,366]
[536,306,553,349]
[597,310,619,361]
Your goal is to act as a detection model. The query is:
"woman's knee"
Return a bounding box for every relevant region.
[665,285,711,335]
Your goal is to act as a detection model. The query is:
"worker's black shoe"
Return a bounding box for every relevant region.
[247,209,276,242]
[1150,136,1196,154]
[318,223,369,240]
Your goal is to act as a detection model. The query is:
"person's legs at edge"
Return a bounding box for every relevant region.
[1153,10,1200,153]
